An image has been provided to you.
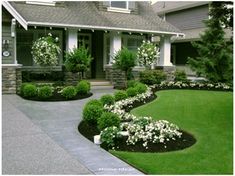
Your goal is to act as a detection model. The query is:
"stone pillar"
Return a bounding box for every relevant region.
[109,31,122,64]
[64,72,81,86]
[66,29,77,51]
[2,64,22,94]
[112,68,126,89]
[158,35,173,66]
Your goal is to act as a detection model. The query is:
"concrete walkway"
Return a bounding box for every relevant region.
[2,87,143,175]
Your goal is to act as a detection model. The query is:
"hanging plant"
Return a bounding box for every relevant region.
[31,33,61,66]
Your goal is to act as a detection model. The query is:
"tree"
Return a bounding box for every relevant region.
[113,47,136,80]
[187,2,233,83]
[64,43,93,77]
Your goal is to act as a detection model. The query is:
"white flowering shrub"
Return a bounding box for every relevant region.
[31,33,61,66]
[103,85,182,149]
[137,40,160,68]
[100,126,121,148]
[153,81,232,91]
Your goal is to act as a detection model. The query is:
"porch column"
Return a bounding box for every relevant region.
[158,35,173,66]
[66,29,77,51]
[109,31,121,64]
[11,18,17,64]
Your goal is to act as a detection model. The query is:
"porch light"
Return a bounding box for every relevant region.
[117,31,120,34]
[140,33,143,35]
[78,29,81,31]
[105,30,108,33]
[91,29,94,32]
[64,27,67,30]
[50,27,52,30]
[34,26,37,29]
[129,32,132,35]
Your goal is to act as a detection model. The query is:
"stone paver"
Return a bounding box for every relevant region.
[2,87,143,175]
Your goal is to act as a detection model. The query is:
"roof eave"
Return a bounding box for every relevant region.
[2,1,28,30]
[27,21,185,37]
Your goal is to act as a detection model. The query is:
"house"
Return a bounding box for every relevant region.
[152,1,233,76]
[2,1,184,93]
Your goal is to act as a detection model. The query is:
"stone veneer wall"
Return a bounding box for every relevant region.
[64,72,82,86]
[155,66,176,81]
[2,64,22,94]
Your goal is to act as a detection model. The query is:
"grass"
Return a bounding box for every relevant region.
[111,90,233,174]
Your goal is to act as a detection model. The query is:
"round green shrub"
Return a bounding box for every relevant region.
[85,99,103,107]
[100,94,115,106]
[174,69,188,82]
[22,84,37,98]
[114,90,128,101]
[77,80,90,95]
[98,112,121,131]
[140,70,167,85]
[61,86,77,99]
[38,86,53,99]
[135,83,147,94]
[127,80,138,88]
[83,104,104,124]
[126,87,138,97]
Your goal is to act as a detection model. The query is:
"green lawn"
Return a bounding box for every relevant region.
[111,90,233,174]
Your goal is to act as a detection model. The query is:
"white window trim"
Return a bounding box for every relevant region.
[26,1,56,6]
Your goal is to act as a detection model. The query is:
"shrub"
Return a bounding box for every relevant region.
[140,70,166,85]
[38,86,53,99]
[77,80,90,95]
[98,112,121,131]
[127,80,139,88]
[83,104,104,124]
[100,126,121,148]
[113,47,136,80]
[135,83,147,94]
[22,83,37,98]
[61,86,77,99]
[114,90,128,101]
[174,69,188,82]
[126,87,138,97]
[100,94,115,106]
[64,44,93,73]
[85,99,103,107]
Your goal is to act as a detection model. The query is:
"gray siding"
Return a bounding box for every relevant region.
[166,5,209,30]
[2,25,15,64]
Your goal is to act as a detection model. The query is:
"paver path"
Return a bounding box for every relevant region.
[2,87,143,175]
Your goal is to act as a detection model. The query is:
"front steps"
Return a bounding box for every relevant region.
[89,79,113,89]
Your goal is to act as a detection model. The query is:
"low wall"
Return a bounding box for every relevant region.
[2,64,22,94]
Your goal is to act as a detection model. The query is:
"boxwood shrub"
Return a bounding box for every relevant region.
[140,70,166,85]
[127,80,138,88]
[77,80,90,95]
[135,82,147,94]
[83,103,104,125]
[174,69,188,82]
[61,86,77,99]
[22,83,37,98]
[38,86,53,99]
[100,94,115,106]
[126,87,138,97]
[114,90,128,101]
[98,112,121,131]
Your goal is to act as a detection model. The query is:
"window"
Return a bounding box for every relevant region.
[110,1,128,9]
[107,1,130,13]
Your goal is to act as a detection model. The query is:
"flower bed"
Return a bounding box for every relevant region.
[19,80,92,101]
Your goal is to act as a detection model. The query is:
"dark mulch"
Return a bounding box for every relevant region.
[19,92,93,102]
[78,121,196,153]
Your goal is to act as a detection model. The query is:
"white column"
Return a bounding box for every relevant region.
[109,31,122,64]
[158,35,173,66]
[66,29,77,51]
[11,18,17,64]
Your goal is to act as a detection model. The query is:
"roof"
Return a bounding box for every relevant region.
[173,28,233,42]
[153,1,209,15]
[4,1,184,36]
